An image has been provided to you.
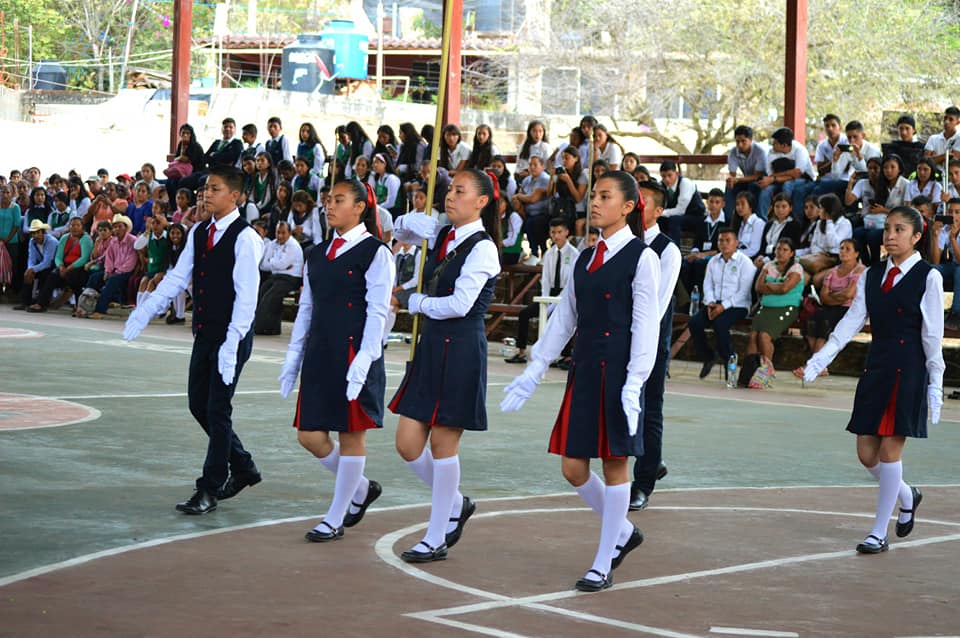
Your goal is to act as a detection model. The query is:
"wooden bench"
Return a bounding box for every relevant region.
[485,264,541,336]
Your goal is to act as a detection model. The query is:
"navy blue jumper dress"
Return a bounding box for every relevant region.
[294,235,387,432]
[389,225,497,431]
[549,237,648,458]
[847,261,931,438]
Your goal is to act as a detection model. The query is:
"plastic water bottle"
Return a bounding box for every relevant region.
[501,337,517,358]
[725,354,738,388]
[690,285,701,316]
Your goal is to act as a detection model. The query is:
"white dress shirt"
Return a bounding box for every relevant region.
[767,140,816,181]
[925,131,960,172]
[149,208,264,342]
[540,240,580,296]
[816,252,945,390]
[703,250,756,311]
[502,211,523,248]
[392,216,501,320]
[260,237,304,277]
[530,225,661,399]
[831,141,881,179]
[644,225,681,318]
[661,177,699,218]
[515,141,553,174]
[287,223,395,363]
[597,142,623,168]
[807,217,853,256]
[287,208,324,244]
[815,135,848,174]
[736,213,764,258]
[447,141,472,171]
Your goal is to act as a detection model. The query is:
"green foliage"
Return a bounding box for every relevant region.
[411,11,442,39]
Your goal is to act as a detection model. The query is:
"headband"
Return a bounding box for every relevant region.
[485,170,500,202]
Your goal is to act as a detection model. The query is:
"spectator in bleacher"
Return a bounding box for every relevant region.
[254,220,303,336]
[809,113,849,199]
[83,214,138,319]
[513,155,551,259]
[621,152,640,175]
[251,152,277,215]
[405,159,450,214]
[14,220,58,310]
[439,124,472,176]
[549,127,585,172]
[374,124,400,164]
[689,228,756,379]
[747,238,804,365]
[896,114,917,142]
[905,157,942,206]
[21,187,52,235]
[845,156,883,211]
[336,122,375,180]
[577,115,598,166]
[68,177,91,220]
[297,122,327,178]
[0,184,21,295]
[23,167,41,191]
[499,193,524,266]
[797,238,865,373]
[84,220,113,282]
[852,154,908,265]
[165,222,188,324]
[133,213,170,311]
[352,155,373,188]
[371,153,403,217]
[48,192,72,239]
[754,192,802,268]
[548,146,588,238]
[265,117,294,166]
[504,217,578,365]
[657,160,706,243]
[239,123,263,165]
[140,163,161,193]
[489,156,517,201]
[277,159,296,185]
[467,124,499,171]
[84,175,101,199]
[174,123,206,176]
[396,122,428,182]
[516,120,551,181]
[293,156,321,201]
[725,125,769,219]
[680,188,725,296]
[943,162,960,202]
[265,181,292,237]
[757,127,816,222]
[800,193,853,287]
[634,165,651,183]
[127,181,153,235]
[592,124,623,171]
[930,200,960,329]
[924,105,960,174]
[732,191,764,259]
[289,190,324,256]
[201,118,244,177]
[831,120,881,186]
[27,216,91,312]
[591,159,610,183]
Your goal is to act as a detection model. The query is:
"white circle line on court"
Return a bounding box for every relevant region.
[0,328,43,338]
[0,395,102,431]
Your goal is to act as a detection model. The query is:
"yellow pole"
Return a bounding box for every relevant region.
[408,0,457,361]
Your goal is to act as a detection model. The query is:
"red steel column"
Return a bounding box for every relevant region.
[784,0,808,138]
[170,0,193,156]
[441,0,462,127]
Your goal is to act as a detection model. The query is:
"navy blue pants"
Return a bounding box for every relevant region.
[689,306,748,363]
[632,301,673,496]
[94,271,132,313]
[187,331,256,493]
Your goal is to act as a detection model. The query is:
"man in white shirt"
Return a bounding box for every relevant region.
[688,229,756,379]
[725,125,769,220]
[924,106,960,174]
[831,120,881,180]
[758,127,815,224]
[657,160,706,242]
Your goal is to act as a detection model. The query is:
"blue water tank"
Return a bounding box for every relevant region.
[281,34,336,94]
[32,61,67,91]
[319,19,369,80]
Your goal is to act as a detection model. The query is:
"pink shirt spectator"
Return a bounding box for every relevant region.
[822,263,865,307]
[104,233,138,275]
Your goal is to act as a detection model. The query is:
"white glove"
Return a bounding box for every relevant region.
[346,350,374,401]
[500,359,548,412]
[217,332,240,386]
[802,354,827,384]
[399,212,439,241]
[122,295,165,341]
[621,386,642,437]
[929,385,943,425]
[278,349,302,399]
[407,292,426,316]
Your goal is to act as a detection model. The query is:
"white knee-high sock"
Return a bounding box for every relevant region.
[173,291,186,318]
[868,463,914,523]
[317,441,368,510]
[318,442,340,474]
[866,463,881,481]
[868,461,902,541]
[422,456,460,549]
[575,472,634,544]
[587,483,631,580]
[321,456,366,529]
[407,447,463,531]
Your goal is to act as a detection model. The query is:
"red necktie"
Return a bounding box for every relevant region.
[328,237,346,261]
[205,222,216,252]
[437,229,456,263]
[881,266,901,293]
[588,240,607,273]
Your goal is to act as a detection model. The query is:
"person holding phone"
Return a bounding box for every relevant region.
[931,198,960,330]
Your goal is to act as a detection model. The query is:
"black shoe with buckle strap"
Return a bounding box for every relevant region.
[343,480,382,528]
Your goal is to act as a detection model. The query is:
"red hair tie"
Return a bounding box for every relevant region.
[637,191,645,217]
[485,170,500,202]
[363,182,383,240]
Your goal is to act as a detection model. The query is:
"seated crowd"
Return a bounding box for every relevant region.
[0,108,955,382]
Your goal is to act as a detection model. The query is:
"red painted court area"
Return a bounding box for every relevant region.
[0,393,99,431]
[2,486,958,637]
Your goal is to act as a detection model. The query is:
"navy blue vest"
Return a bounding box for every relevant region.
[422,225,496,328]
[265,135,286,166]
[192,217,249,343]
[649,232,676,334]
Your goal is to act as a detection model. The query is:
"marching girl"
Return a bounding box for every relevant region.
[802,206,944,554]
[278,180,395,542]
[388,169,502,563]
[502,171,661,592]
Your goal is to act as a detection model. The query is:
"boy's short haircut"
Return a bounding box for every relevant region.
[947,197,960,207]
[588,227,600,236]
[277,160,295,172]
[97,220,113,232]
[945,106,960,118]
[771,127,794,146]
[267,116,282,126]
[549,217,570,230]
[251,219,268,230]
[659,160,678,173]
[222,117,236,126]
[822,113,841,125]
[734,125,753,139]
[718,227,737,238]
[708,188,725,199]
[911,195,932,208]
[896,114,916,128]
[53,192,69,204]
[97,168,108,176]
[207,164,244,193]
[294,156,309,165]
[845,120,864,133]
[638,180,666,209]
[242,123,257,135]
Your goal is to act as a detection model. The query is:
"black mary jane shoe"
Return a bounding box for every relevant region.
[574,569,613,592]
[305,521,344,543]
[855,534,889,554]
[343,480,382,528]
[445,496,476,548]
[896,486,922,538]
[401,541,448,563]
[610,526,644,571]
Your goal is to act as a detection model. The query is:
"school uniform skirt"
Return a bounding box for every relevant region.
[847,334,927,439]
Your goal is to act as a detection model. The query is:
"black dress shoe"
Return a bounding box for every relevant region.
[218,470,262,500]
[896,486,922,538]
[445,495,476,548]
[656,462,668,481]
[855,534,889,554]
[343,480,382,528]
[176,489,217,515]
[305,521,344,543]
[165,314,185,325]
[574,569,613,592]
[504,353,527,364]
[699,359,716,379]
[401,541,448,563]
[629,491,648,511]
[611,525,644,570]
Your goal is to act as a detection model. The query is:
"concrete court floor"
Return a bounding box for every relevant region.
[1,305,958,583]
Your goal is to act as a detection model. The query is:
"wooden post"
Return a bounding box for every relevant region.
[784,0,808,138]
[169,0,192,157]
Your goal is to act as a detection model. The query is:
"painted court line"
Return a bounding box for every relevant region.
[710,628,799,637]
